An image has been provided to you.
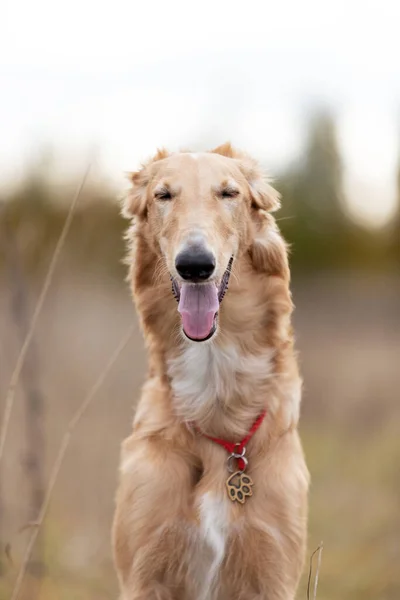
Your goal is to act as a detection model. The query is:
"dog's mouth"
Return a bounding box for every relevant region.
[171,257,233,342]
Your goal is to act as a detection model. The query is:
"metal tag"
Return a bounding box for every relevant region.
[226,471,253,504]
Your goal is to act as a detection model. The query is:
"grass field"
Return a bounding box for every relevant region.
[1,271,399,600]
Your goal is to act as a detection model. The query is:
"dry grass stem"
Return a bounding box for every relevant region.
[10,324,134,600]
[307,541,324,600]
[0,166,90,464]
[312,542,323,600]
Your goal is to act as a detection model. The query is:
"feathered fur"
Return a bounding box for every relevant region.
[112,145,309,600]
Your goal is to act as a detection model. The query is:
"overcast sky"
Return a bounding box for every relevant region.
[2,0,400,225]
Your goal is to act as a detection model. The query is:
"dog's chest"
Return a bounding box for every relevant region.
[195,492,229,600]
[168,343,273,597]
[168,342,273,418]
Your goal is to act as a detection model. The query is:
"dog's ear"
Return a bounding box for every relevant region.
[122,169,149,219]
[248,213,289,277]
[211,144,280,212]
[211,142,237,158]
[238,158,280,213]
[122,148,169,219]
[236,157,287,276]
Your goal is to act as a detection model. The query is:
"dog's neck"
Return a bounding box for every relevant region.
[167,335,276,435]
[131,232,300,437]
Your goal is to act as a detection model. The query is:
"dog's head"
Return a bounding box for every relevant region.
[124,143,284,343]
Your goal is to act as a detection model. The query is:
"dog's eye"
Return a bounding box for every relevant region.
[155,188,172,201]
[220,188,239,199]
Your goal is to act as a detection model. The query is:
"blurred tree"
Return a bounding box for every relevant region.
[391,146,400,264]
[277,109,371,270]
[0,171,125,279]
[300,110,345,220]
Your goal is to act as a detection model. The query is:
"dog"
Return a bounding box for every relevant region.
[112,143,309,600]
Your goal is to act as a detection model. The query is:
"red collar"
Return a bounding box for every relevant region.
[194,410,266,471]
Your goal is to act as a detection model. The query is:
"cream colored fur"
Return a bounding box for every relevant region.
[112,143,309,600]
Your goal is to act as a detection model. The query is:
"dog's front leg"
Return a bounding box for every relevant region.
[112,435,197,600]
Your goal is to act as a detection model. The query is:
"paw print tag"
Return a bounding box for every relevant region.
[225,446,253,504]
[226,471,254,504]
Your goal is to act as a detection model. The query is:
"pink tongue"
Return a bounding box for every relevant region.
[178,283,219,340]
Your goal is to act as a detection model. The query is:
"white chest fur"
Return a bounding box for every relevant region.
[198,492,228,600]
[167,340,274,420]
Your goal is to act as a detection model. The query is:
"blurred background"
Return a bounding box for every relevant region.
[1,1,399,598]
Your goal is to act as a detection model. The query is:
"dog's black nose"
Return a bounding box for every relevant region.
[175,248,216,281]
